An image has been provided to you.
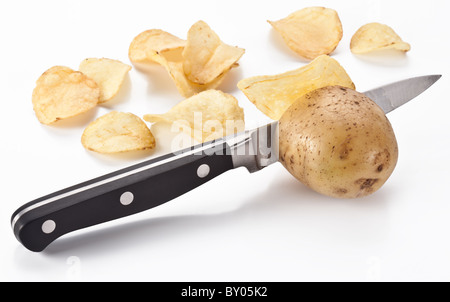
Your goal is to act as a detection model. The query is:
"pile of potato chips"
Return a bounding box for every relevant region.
[30,7,411,155]
[129,21,245,98]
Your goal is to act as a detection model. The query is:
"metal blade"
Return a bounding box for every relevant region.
[228,121,279,172]
[252,121,279,168]
[364,75,441,114]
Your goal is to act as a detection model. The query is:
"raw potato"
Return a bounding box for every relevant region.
[237,55,355,120]
[279,86,398,199]
[82,111,156,154]
[32,66,99,124]
[144,90,245,143]
[269,7,343,60]
[350,23,411,54]
[79,58,132,103]
[183,20,245,85]
[128,28,225,97]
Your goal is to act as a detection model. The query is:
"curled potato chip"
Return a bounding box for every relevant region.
[79,58,132,103]
[129,29,223,97]
[350,23,411,54]
[32,66,99,124]
[128,29,186,64]
[82,111,155,154]
[269,7,343,60]
[164,60,226,98]
[144,90,245,142]
[237,55,355,120]
[182,21,245,85]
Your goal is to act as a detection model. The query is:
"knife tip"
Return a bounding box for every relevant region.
[426,74,442,86]
[432,74,442,81]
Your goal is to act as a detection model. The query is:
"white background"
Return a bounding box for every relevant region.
[1,0,449,282]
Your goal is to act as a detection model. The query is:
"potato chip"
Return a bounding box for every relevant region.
[79,58,132,103]
[82,111,155,154]
[32,66,99,124]
[129,29,224,97]
[268,7,343,60]
[350,23,411,54]
[144,90,245,142]
[182,21,245,85]
[128,29,186,65]
[237,55,355,120]
[164,60,226,98]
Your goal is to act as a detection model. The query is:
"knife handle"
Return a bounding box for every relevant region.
[11,141,234,252]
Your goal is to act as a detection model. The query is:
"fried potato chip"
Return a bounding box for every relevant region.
[268,7,343,60]
[237,55,355,120]
[128,29,186,65]
[350,23,411,54]
[32,66,99,124]
[144,90,244,142]
[79,58,132,103]
[182,21,245,85]
[82,111,155,154]
[164,60,226,98]
[129,29,224,97]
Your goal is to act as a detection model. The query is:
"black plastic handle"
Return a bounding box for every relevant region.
[11,141,234,252]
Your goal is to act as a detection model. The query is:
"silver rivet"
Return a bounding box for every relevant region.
[197,164,210,178]
[120,192,134,206]
[42,220,56,234]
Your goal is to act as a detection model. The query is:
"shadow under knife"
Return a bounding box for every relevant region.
[42,173,391,257]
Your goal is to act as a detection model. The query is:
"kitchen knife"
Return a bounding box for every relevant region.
[11,75,441,252]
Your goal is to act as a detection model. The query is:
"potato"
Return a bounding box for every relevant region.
[279,86,398,199]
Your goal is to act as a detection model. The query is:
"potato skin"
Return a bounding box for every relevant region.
[279,86,398,199]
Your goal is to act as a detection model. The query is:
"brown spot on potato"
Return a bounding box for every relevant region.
[377,165,384,172]
[338,138,352,160]
[334,188,348,195]
[355,178,379,191]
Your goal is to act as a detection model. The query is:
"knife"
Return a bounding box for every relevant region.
[11,75,441,252]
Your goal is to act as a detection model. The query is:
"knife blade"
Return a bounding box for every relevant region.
[11,75,441,252]
[364,75,442,114]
